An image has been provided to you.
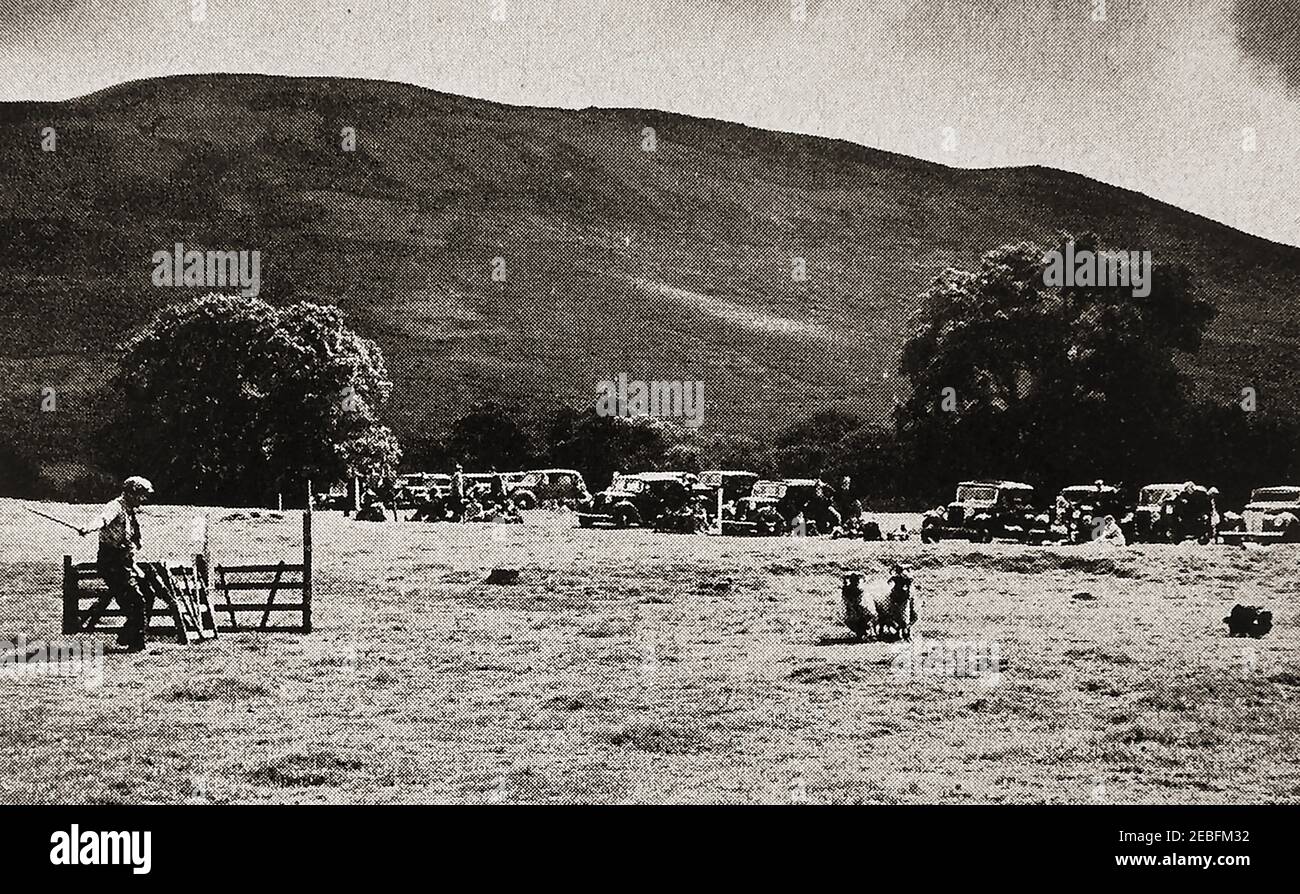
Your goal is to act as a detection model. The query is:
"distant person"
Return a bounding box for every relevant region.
[450,463,467,520]
[78,476,153,652]
[1093,514,1127,546]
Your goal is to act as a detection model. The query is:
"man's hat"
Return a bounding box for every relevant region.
[123,476,154,496]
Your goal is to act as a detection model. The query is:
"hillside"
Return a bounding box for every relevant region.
[2,73,1298,489]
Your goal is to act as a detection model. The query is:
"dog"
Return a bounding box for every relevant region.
[1224,604,1272,638]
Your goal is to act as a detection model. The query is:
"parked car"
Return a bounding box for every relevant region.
[726,478,836,535]
[1047,482,1133,543]
[394,472,451,509]
[510,469,592,509]
[694,471,759,518]
[921,480,1042,543]
[1220,485,1300,544]
[577,471,698,528]
[1132,482,1217,543]
[464,472,525,502]
[313,485,352,511]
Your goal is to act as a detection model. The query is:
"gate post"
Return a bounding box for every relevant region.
[303,481,313,634]
[62,555,77,634]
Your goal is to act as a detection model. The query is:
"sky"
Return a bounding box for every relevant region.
[1,0,1298,245]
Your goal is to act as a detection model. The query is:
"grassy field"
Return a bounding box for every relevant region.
[1,498,1298,804]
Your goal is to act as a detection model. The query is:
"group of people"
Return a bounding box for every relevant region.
[357,464,522,525]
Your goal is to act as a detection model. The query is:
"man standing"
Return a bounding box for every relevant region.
[78,476,154,651]
[450,463,467,521]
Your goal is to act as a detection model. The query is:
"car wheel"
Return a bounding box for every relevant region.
[514,493,537,510]
[1283,521,1300,544]
[614,506,640,528]
[578,516,593,528]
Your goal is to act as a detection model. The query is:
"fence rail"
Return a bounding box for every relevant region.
[62,503,313,636]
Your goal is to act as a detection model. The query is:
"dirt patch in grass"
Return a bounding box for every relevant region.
[246,751,366,788]
[596,719,708,755]
[155,676,271,702]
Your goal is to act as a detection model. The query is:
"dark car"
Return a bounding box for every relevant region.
[921,480,1041,543]
[463,472,526,504]
[726,478,836,535]
[1220,485,1300,544]
[509,469,592,509]
[1133,482,1217,543]
[577,472,698,528]
[694,471,759,518]
[1048,482,1133,544]
[394,472,453,509]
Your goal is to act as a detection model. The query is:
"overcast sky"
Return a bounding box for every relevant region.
[2,0,1298,245]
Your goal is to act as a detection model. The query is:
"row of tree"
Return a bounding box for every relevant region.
[4,233,1297,508]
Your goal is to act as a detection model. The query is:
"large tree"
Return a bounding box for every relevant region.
[443,402,537,471]
[546,410,671,489]
[112,294,400,504]
[897,233,1216,498]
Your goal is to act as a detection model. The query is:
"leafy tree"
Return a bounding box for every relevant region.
[546,410,670,489]
[0,439,42,498]
[443,402,536,470]
[897,233,1216,498]
[772,408,866,479]
[112,294,399,504]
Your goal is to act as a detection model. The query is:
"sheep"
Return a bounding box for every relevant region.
[873,565,917,641]
[840,572,875,640]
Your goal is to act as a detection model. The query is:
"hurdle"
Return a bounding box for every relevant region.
[62,555,216,641]
[62,487,314,636]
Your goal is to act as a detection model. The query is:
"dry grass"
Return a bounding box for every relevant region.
[1,500,1298,803]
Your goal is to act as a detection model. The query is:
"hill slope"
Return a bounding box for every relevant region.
[2,74,1298,487]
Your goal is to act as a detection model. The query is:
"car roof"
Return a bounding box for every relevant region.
[1251,485,1300,493]
[630,471,695,481]
[523,468,581,475]
[1061,484,1119,492]
[701,470,758,476]
[958,479,1034,489]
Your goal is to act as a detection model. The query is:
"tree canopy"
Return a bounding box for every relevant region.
[897,233,1217,498]
[112,294,400,504]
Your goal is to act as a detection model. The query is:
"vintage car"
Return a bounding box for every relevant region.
[464,471,526,502]
[724,478,836,535]
[1130,482,1217,543]
[920,480,1042,543]
[577,471,698,528]
[312,485,353,512]
[693,470,759,517]
[1220,486,1300,544]
[1046,482,1133,544]
[509,468,592,509]
[394,472,453,509]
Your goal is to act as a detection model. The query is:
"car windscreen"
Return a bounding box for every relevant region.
[1139,487,1177,505]
[1061,487,1112,503]
[615,479,647,493]
[956,485,997,503]
[1251,488,1300,503]
[752,482,785,499]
